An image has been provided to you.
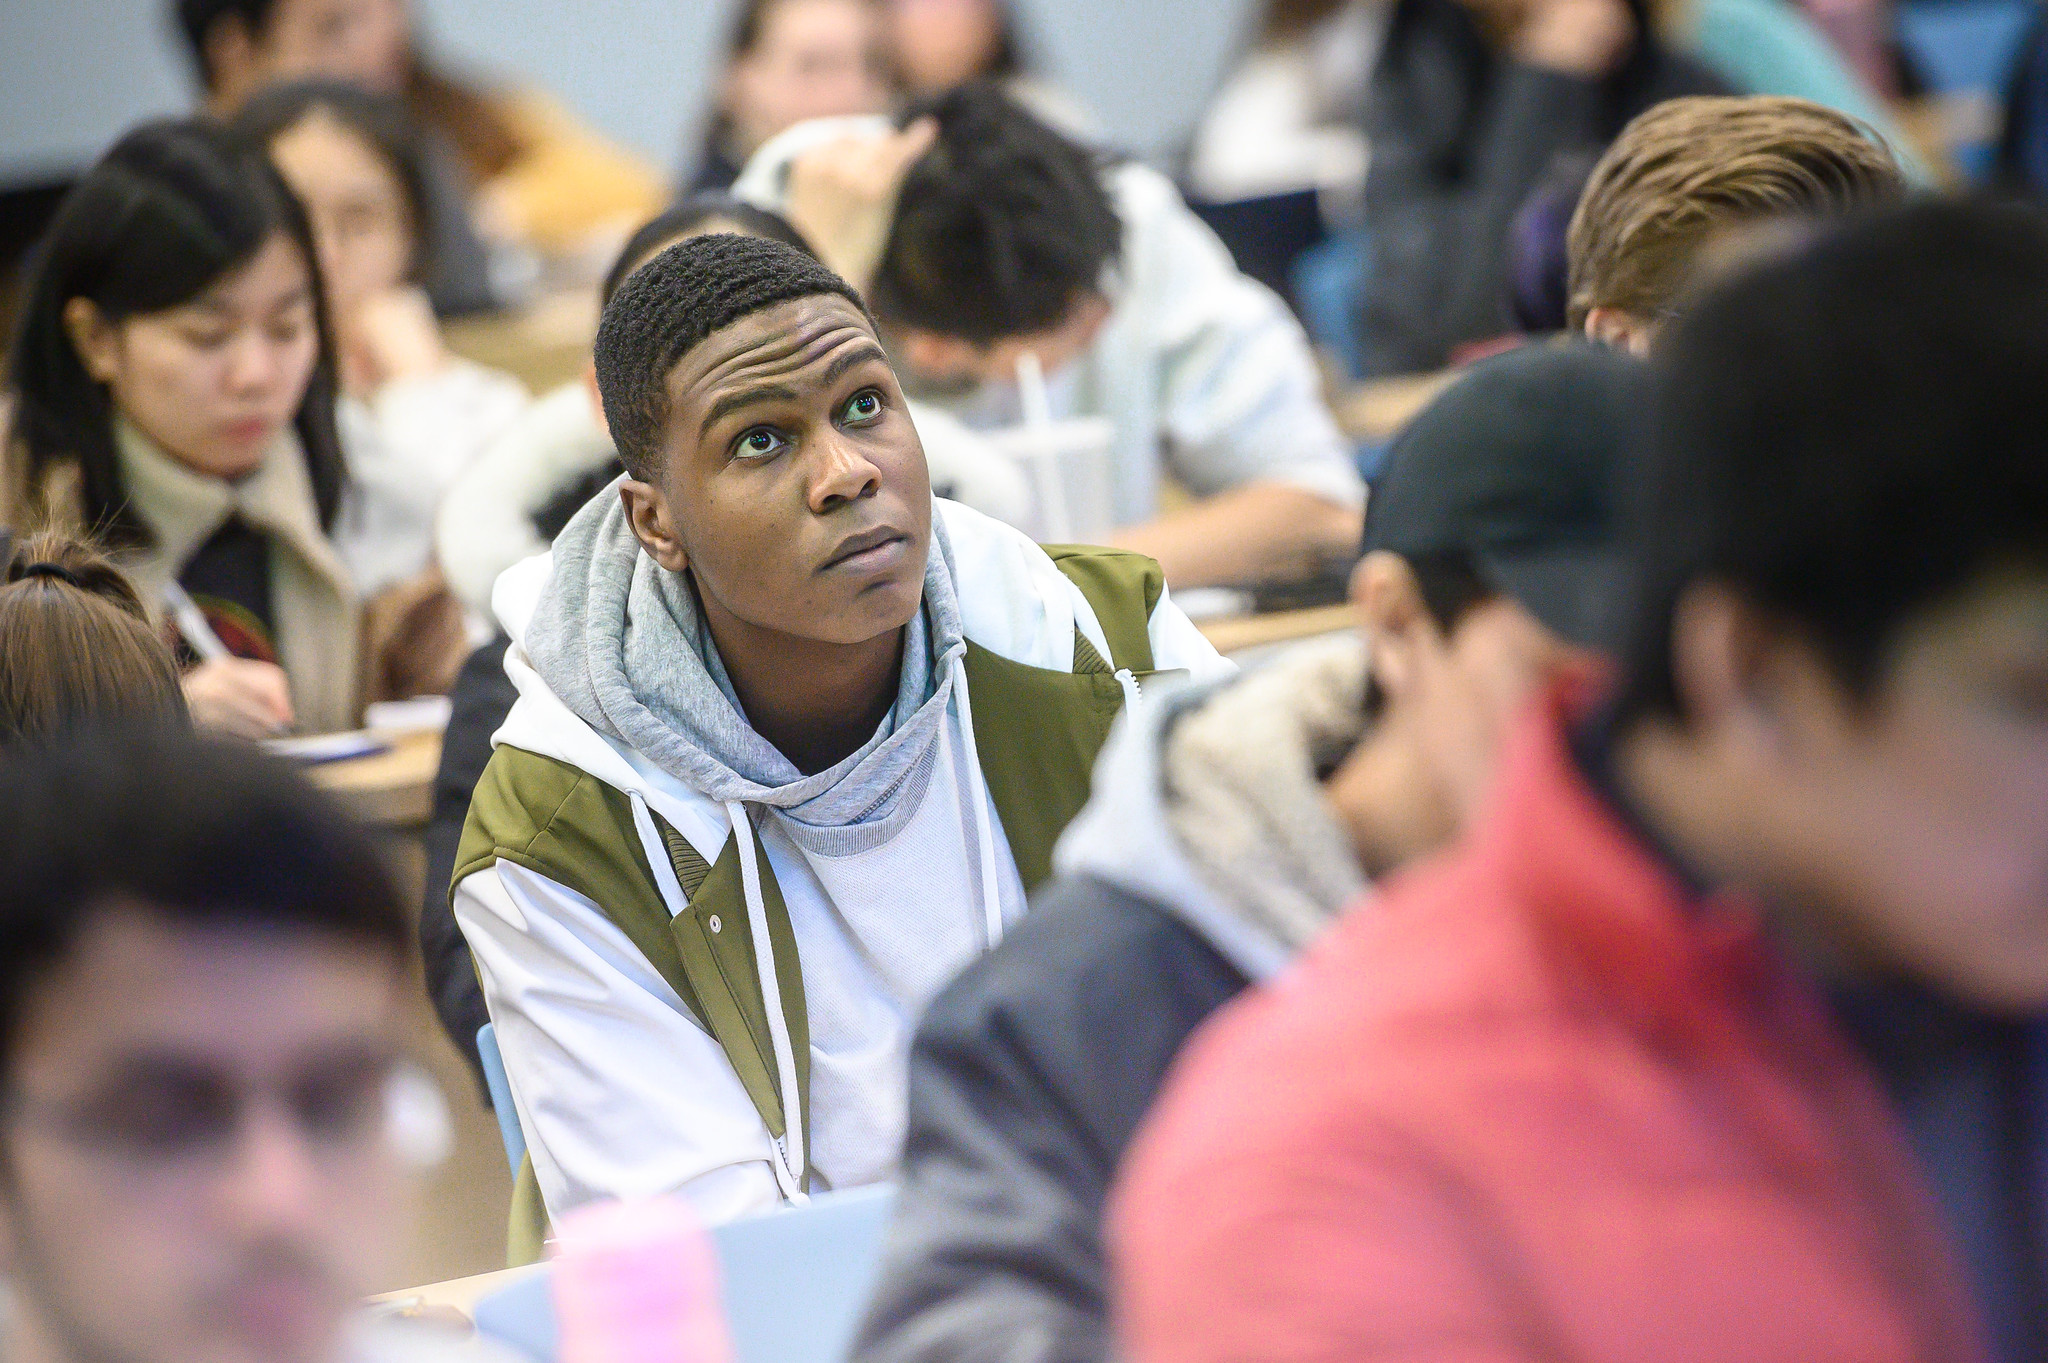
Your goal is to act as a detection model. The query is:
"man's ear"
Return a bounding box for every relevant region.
[619,477,689,574]
[1353,550,1432,709]
[1584,306,1656,358]
[1667,581,1795,759]
[62,298,121,385]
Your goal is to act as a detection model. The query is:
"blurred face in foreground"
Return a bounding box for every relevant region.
[1641,567,2048,1010]
[0,909,416,1363]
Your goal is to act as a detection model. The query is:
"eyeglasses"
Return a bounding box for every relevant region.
[1,1055,450,1181]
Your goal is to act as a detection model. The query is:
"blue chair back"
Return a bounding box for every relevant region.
[476,1023,527,1175]
[472,1184,898,1363]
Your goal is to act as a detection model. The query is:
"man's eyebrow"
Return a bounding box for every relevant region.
[819,342,890,389]
[701,382,801,431]
[697,343,890,431]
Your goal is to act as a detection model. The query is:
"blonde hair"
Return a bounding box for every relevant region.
[1566,96,1906,329]
[0,530,188,745]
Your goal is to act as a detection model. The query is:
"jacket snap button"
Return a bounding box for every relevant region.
[707,914,722,934]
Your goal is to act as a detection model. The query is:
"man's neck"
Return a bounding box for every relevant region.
[697,587,906,776]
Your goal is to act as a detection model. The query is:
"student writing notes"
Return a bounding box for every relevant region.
[3,120,355,737]
[450,234,1228,1259]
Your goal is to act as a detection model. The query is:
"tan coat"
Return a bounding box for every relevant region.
[2,415,361,732]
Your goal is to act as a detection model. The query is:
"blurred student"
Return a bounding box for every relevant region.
[852,342,1634,1363]
[176,0,664,304]
[1568,94,1905,355]
[883,0,1086,132]
[681,0,894,196]
[233,81,527,609]
[2,120,359,738]
[1113,198,2048,1363]
[1186,0,1383,218]
[0,531,190,745]
[1358,0,1723,375]
[0,727,457,1363]
[451,234,1227,1256]
[735,84,1366,589]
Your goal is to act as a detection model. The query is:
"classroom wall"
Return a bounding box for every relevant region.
[0,0,1260,185]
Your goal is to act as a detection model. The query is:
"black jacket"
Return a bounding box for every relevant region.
[418,634,517,1091]
[1359,0,1724,374]
[850,872,1248,1363]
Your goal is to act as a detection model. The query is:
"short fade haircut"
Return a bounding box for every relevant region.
[1566,96,1906,330]
[1616,197,2048,721]
[871,81,1122,346]
[593,232,868,478]
[0,727,408,1070]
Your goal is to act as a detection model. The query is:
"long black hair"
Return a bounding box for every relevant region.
[5,118,345,547]
[231,79,434,284]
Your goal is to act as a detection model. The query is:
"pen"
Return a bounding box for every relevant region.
[162,580,232,663]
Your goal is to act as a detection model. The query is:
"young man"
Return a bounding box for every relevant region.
[1567,94,1905,355]
[730,83,1367,590]
[1112,199,2048,1362]
[851,340,1636,1363]
[450,233,1228,1257]
[0,728,451,1363]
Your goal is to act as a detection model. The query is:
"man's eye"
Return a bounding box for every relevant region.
[843,390,882,424]
[734,428,786,460]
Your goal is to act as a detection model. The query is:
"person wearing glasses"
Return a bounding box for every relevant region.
[0,728,464,1363]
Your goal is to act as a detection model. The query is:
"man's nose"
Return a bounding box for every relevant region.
[808,429,882,513]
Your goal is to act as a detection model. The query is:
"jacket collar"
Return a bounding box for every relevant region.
[113,416,352,611]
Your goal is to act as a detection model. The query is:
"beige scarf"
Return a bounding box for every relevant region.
[114,419,361,734]
[1163,635,1371,956]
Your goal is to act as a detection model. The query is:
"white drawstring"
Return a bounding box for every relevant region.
[1113,667,1143,714]
[948,653,1006,950]
[726,799,810,1204]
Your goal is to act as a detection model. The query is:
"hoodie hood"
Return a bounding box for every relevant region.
[521,479,968,846]
[1053,634,1369,981]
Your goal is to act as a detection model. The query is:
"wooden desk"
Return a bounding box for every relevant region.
[1198,604,1356,655]
[1334,371,1457,443]
[312,729,443,830]
[445,291,599,396]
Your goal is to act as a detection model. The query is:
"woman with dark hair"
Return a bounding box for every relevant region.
[0,530,190,746]
[4,119,360,738]
[233,80,527,607]
[177,0,665,305]
[682,0,895,195]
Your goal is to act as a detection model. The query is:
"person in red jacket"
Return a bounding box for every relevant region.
[1108,197,2048,1363]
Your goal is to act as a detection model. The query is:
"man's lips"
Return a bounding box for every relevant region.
[821,526,909,573]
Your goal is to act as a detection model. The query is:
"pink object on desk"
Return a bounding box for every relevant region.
[554,1197,733,1363]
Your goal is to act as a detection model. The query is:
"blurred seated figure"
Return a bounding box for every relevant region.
[885,0,1088,131]
[0,531,189,745]
[1356,0,1723,375]
[1114,197,2048,1363]
[680,0,895,196]
[0,727,480,1363]
[736,85,1366,589]
[235,80,528,607]
[1184,0,1386,306]
[2,121,387,737]
[1566,94,1905,355]
[177,0,665,308]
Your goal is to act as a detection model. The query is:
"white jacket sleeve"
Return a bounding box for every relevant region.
[1108,166,1365,511]
[454,860,783,1225]
[1145,582,1238,687]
